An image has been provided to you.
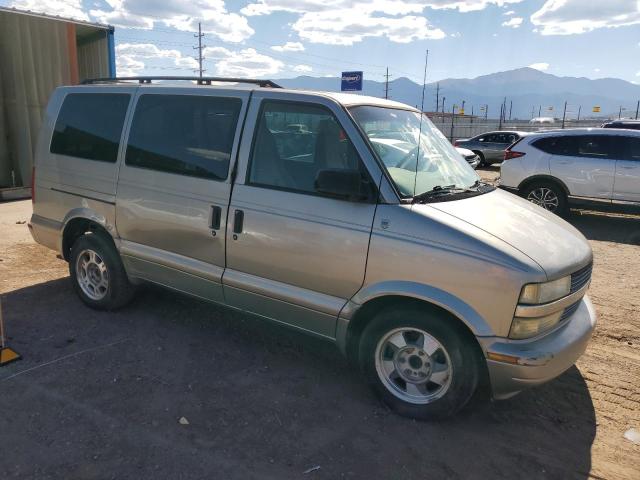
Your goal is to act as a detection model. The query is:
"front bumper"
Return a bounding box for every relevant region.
[479,295,596,399]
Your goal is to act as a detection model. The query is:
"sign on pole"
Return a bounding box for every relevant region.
[341,71,363,92]
[592,106,601,113]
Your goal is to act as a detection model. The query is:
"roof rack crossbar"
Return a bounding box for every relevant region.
[81,76,281,88]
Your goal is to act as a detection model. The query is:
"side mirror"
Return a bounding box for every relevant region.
[315,169,370,201]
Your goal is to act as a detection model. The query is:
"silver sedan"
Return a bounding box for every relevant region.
[455,131,529,166]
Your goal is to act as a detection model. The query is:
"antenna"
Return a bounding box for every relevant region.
[412,49,429,198]
[193,22,206,78]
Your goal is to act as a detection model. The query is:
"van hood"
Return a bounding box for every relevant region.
[418,189,592,279]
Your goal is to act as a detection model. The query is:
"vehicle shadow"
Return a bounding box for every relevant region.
[568,209,640,245]
[0,278,596,479]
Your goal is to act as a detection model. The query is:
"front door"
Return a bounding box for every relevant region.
[613,135,640,203]
[223,97,379,338]
[115,89,247,302]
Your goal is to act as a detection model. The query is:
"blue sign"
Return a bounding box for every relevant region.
[341,71,363,91]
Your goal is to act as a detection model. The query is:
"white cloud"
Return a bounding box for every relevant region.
[203,47,284,76]
[636,71,640,77]
[503,10,515,15]
[531,0,640,35]
[293,12,445,45]
[594,68,600,73]
[271,42,305,52]
[529,62,550,71]
[116,43,199,73]
[10,0,89,21]
[450,31,461,37]
[501,17,523,28]
[91,0,254,42]
[292,64,313,73]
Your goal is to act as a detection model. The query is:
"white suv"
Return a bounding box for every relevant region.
[500,128,640,215]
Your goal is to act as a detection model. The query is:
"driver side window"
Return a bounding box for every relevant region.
[248,101,362,194]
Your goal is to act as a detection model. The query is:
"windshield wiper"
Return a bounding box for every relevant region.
[412,184,466,203]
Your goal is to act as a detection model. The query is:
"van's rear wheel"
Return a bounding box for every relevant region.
[69,233,135,310]
[359,305,479,419]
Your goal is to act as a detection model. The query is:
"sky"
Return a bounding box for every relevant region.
[3,0,640,84]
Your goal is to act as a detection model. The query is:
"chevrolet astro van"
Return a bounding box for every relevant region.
[29,77,596,419]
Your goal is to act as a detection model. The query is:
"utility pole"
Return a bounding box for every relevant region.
[508,100,512,121]
[577,105,581,122]
[471,105,474,125]
[538,105,541,117]
[384,67,391,100]
[193,22,205,78]
[450,104,457,142]
[531,106,535,119]
[434,83,440,112]
[441,97,446,122]
[619,106,623,119]
[461,100,466,116]
[498,103,504,130]
[635,100,639,120]
[561,101,567,129]
[484,104,488,120]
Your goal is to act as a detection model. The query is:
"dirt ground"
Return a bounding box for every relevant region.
[1,173,639,479]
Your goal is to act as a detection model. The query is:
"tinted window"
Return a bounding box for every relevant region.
[482,134,497,142]
[624,137,640,160]
[577,135,616,158]
[248,101,361,194]
[50,93,130,162]
[533,136,577,156]
[125,95,242,180]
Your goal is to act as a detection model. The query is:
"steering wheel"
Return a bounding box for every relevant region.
[396,146,420,169]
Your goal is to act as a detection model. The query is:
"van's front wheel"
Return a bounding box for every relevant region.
[359,306,479,419]
[69,233,135,310]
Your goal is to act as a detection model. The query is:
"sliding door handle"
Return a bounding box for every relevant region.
[233,210,244,235]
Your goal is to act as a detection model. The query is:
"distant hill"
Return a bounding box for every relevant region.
[275,68,640,120]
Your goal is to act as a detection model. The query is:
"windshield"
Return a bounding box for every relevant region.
[349,106,479,198]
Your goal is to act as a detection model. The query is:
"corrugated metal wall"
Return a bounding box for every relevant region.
[0,11,110,188]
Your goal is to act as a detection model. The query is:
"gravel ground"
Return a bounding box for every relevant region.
[1,177,639,479]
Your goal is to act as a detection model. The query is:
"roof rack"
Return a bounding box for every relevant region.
[81,76,281,88]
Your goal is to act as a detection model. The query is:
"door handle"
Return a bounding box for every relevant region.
[233,210,244,236]
[209,205,222,236]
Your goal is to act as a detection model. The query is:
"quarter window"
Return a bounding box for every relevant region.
[50,93,130,163]
[248,101,362,194]
[125,94,242,180]
[533,136,577,156]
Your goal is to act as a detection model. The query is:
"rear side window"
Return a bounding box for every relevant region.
[624,137,640,160]
[50,93,130,162]
[576,135,616,158]
[125,94,242,181]
[533,136,577,156]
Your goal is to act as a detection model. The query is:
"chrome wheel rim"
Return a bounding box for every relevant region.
[75,249,109,301]
[375,327,453,404]
[527,187,559,211]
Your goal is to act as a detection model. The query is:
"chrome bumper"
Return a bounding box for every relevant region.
[479,295,596,399]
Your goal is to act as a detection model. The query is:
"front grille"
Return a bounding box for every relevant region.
[570,263,592,293]
[560,300,581,322]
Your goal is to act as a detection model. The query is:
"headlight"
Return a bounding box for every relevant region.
[519,276,570,305]
[509,311,563,339]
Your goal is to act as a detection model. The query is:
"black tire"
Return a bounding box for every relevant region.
[474,151,487,167]
[69,233,135,310]
[358,305,480,420]
[522,181,568,217]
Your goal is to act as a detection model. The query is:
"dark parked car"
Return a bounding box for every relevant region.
[454,131,529,166]
[602,120,640,131]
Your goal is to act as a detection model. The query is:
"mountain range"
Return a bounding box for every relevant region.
[275,68,640,120]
